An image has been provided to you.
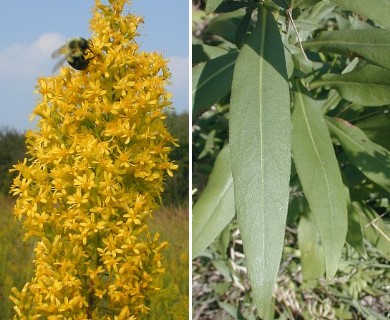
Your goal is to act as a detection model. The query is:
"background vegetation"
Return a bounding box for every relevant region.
[0,130,26,195]
[192,0,390,319]
[0,111,188,319]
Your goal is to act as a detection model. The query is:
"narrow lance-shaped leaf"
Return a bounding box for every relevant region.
[355,112,390,150]
[298,210,326,285]
[213,1,257,13]
[326,117,390,194]
[310,64,390,106]
[206,10,246,44]
[346,195,367,258]
[303,29,390,70]
[192,52,238,121]
[230,6,291,318]
[292,83,348,278]
[205,0,224,14]
[192,145,235,259]
[330,0,390,29]
[192,44,230,65]
[354,201,390,261]
[235,8,254,48]
[342,182,366,258]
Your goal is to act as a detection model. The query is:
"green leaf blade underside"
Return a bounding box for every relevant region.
[344,185,366,258]
[326,117,390,194]
[192,145,235,259]
[355,112,390,150]
[205,10,246,44]
[192,52,238,121]
[298,211,326,285]
[192,44,231,65]
[292,84,348,278]
[330,0,390,29]
[346,197,367,258]
[310,64,390,106]
[229,7,291,318]
[354,201,390,261]
[303,29,390,70]
[205,0,224,15]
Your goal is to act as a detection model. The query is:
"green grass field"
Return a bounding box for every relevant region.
[147,207,189,319]
[0,195,35,319]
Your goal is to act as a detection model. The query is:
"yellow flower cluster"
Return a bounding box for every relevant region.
[9,0,177,318]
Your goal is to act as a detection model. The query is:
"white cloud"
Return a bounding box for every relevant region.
[0,33,66,77]
[0,33,67,131]
[168,56,189,112]
[169,56,189,87]
[34,33,66,54]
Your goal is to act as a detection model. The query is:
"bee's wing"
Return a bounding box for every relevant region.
[52,56,67,73]
[51,45,67,59]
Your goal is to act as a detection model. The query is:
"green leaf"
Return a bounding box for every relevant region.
[205,0,224,15]
[345,189,367,258]
[214,1,257,13]
[303,29,390,70]
[354,201,390,261]
[197,129,216,159]
[192,145,235,259]
[298,211,326,285]
[193,44,231,65]
[216,224,232,260]
[320,89,342,114]
[229,7,290,318]
[212,259,233,280]
[330,0,390,29]
[206,10,246,44]
[235,8,254,48]
[192,52,238,121]
[326,117,390,194]
[218,301,238,318]
[355,112,390,150]
[291,83,348,278]
[310,64,390,106]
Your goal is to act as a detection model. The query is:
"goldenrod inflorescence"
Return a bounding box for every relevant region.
[9,0,177,318]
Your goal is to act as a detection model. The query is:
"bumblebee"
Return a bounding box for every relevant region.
[51,37,93,72]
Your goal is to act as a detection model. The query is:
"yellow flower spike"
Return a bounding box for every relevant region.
[9,0,177,318]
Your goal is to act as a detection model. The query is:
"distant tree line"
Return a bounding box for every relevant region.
[163,111,189,207]
[0,111,188,207]
[0,129,26,195]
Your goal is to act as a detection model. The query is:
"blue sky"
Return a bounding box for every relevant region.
[0,1,189,132]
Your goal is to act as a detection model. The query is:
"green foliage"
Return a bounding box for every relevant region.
[192,105,229,203]
[163,112,189,207]
[0,129,26,195]
[330,0,390,29]
[192,145,234,258]
[193,0,390,318]
[193,223,390,319]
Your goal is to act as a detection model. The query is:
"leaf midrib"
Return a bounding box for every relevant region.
[258,7,266,276]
